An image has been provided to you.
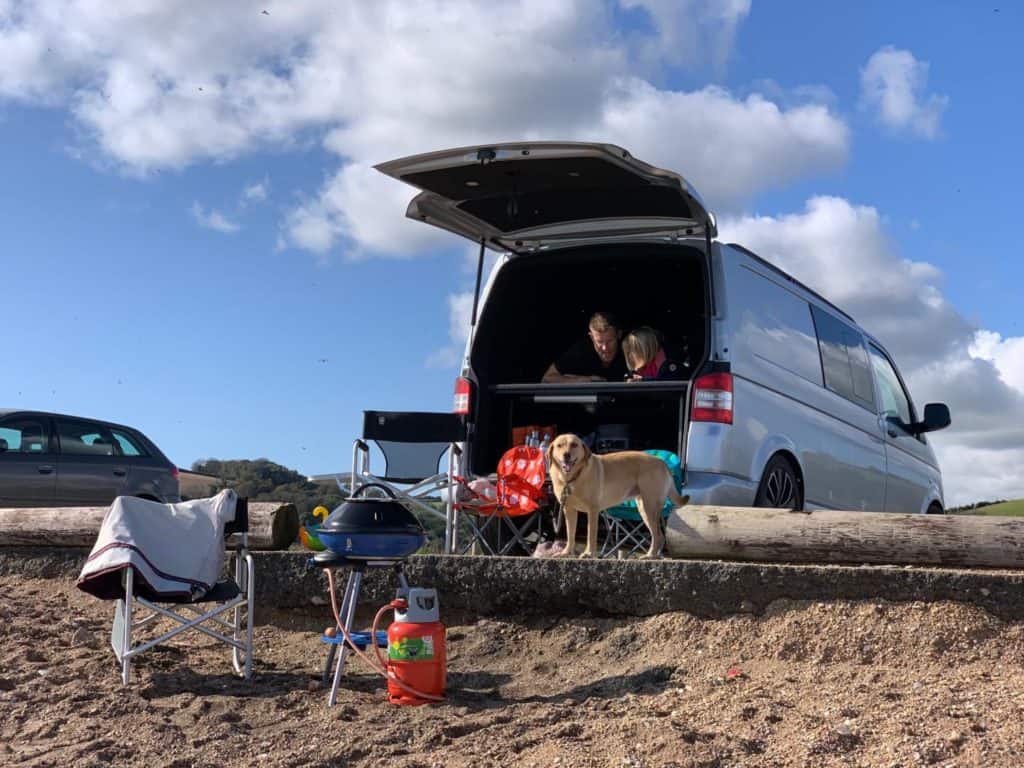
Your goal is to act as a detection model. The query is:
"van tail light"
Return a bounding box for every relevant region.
[691,372,733,424]
[453,377,473,416]
[171,466,180,480]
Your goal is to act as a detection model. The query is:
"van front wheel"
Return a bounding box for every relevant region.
[754,456,803,510]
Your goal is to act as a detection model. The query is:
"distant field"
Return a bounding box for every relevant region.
[972,499,1024,516]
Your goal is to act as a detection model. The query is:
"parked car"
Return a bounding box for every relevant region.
[0,409,181,507]
[377,142,952,513]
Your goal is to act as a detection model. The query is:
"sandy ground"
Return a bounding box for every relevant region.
[3,575,1024,768]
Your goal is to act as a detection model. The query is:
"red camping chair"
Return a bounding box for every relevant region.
[454,445,549,555]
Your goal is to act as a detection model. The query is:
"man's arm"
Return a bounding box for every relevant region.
[542,363,603,383]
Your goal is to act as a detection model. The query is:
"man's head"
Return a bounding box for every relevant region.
[587,311,621,365]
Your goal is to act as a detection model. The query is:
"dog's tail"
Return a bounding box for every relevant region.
[667,488,690,508]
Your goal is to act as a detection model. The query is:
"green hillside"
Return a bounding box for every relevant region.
[971,499,1024,517]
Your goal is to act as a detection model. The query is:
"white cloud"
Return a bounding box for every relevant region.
[190,201,239,233]
[970,330,1024,392]
[590,80,848,211]
[722,198,1024,506]
[0,1,848,258]
[242,178,269,204]
[860,46,948,139]
[621,0,751,75]
[426,291,474,369]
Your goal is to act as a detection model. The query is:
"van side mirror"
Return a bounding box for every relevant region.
[912,403,951,435]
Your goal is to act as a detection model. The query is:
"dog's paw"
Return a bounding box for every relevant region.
[679,494,690,506]
[578,550,595,559]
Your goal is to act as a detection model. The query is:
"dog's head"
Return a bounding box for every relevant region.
[547,433,591,478]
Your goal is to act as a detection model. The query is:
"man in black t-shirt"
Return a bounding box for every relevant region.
[542,311,628,383]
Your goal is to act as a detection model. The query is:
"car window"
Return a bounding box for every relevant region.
[111,429,148,457]
[0,417,50,455]
[868,344,913,426]
[810,306,875,410]
[55,419,118,456]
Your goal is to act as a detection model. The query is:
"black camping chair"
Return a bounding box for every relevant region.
[342,411,465,553]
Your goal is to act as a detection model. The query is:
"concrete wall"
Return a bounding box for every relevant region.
[4,549,1024,621]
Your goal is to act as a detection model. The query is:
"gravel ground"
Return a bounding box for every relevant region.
[3,575,1024,767]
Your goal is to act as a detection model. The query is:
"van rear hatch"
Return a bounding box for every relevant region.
[375,142,715,249]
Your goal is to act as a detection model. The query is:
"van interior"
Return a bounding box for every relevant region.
[467,242,709,475]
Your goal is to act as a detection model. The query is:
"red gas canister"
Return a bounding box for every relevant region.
[385,589,446,705]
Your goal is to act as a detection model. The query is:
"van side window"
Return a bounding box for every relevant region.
[810,307,875,410]
[732,265,823,385]
[868,343,913,426]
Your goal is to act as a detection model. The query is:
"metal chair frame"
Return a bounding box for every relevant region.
[111,514,254,685]
[337,411,466,553]
[453,445,549,556]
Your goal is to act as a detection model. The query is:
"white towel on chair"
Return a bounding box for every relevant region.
[77,489,238,601]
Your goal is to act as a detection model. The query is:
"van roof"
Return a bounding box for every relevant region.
[725,243,857,325]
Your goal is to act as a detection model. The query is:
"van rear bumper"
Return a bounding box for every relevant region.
[680,471,758,507]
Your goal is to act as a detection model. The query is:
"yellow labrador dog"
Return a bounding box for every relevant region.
[546,433,689,558]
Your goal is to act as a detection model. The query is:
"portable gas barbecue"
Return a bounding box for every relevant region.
[312,483,428,705]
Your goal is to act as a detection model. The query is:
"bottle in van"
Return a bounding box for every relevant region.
[539,432,552,466]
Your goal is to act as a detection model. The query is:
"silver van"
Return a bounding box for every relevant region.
[378,142,951,513]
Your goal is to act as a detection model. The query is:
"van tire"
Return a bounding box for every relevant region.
[926,502,945,515]
[754,455,803,510]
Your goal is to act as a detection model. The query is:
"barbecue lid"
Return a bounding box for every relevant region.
[319,484,426,535]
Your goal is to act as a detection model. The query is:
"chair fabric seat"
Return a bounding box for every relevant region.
[157,577,241,604]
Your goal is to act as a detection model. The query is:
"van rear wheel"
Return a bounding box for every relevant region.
[754,456,803,510]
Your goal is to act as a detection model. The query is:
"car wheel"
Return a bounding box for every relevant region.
[926,502,945,515]
[754,455,803,510]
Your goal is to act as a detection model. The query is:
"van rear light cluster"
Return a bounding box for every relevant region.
[171,466,180,480]
[453,377,473,416]
[691,372,733,424]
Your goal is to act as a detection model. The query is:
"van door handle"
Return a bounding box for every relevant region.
[113,468,127,477]
[37,465,54,475]
[887,427,899,438]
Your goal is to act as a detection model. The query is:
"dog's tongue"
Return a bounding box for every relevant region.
[560,460,573,473]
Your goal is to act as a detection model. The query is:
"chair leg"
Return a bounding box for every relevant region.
[328,569,362,707]
[231,552,255,679]
[121,567,134,685]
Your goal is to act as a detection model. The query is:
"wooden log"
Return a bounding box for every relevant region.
[0,501,298,550]
[665,505,1024,569]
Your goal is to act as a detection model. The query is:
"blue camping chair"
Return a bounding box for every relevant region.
[600,450,683,558]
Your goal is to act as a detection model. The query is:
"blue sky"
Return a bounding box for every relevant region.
[2,1,1022,504]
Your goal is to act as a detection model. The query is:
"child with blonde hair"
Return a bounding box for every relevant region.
[623,326,687,381]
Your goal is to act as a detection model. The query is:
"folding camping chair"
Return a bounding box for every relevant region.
[109,499,254,685]
[453,445,550,556]
[600,450,683,558]
[342,411,465,553]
